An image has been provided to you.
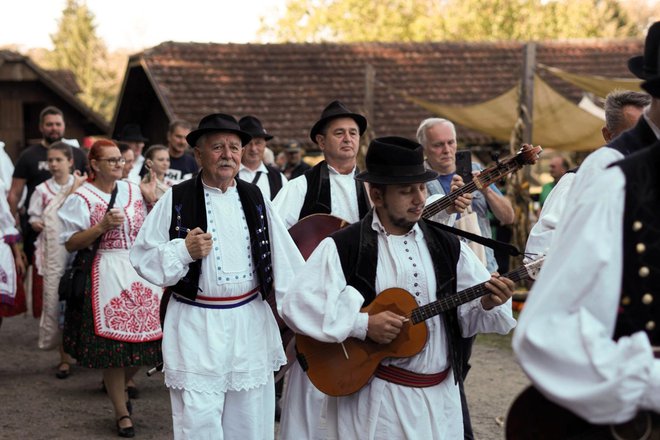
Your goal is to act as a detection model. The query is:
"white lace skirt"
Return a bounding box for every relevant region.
[162,283,286,394]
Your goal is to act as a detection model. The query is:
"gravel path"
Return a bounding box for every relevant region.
[0,314,529,439]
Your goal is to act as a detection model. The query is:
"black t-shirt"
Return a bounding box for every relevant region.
[12,143,88,206]
[140,151,199,182]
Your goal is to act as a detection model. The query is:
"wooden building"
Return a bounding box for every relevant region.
[0,50,109,161]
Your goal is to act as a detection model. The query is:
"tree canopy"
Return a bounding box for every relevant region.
[46,0,118,121]
[259,0,652,43]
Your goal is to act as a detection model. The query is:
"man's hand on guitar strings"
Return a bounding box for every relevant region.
[481,274,515,310]
[367,311,408,344]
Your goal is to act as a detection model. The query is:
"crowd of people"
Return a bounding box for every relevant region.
[0,21,659,440]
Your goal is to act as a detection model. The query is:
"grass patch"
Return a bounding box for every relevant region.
[474,310,520,352]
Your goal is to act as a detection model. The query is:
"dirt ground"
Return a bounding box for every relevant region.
[0,314,529,440]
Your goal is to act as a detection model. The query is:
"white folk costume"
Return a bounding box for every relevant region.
[58,180,163,368]
[275,164,454,440]
[130,174,304,440]
[29,176,76,349]
[280,211,516,439]
[238,163,287,201]
[28,176,74,276]
[513,143,660,424]
[0,181,19,307]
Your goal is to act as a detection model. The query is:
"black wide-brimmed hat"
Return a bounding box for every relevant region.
[309,100,367,144]
[628,21,660,97]
[187,113,252,147]
[355,136,438,185]
[116,123,148,142]
[239,116,274,141]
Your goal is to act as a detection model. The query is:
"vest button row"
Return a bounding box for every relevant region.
[639,266,650,278]
[636,243,646,254]
[642,293,654,305]
[632,221,643,232]
[646,321,656,331]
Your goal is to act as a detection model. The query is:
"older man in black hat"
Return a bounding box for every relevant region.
[280,136,516,439]
[511,23,660,433]
[130,113,304,439]
[238,116,287,200]
[273,100,372,229]
[116,123,149,184]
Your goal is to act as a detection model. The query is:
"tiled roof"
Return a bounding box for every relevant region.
[134,40,643,147]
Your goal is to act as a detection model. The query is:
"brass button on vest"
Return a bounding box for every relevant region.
[642,293,654,305]
[646,321,656,331]
[639,266,650,278]
[633,221,643,232]
[621,296,631,306]
[636,243,646,254]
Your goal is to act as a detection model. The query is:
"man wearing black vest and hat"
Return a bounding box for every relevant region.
[116,123,149,184]
[130,113,304,439]
[238,116,287,200]
[273,100,372,229]
[280,136,516,439]
[512,25,660,430]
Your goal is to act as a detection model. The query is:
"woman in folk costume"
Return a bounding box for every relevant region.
[29,142,86,378]
[59,139,163,438]
[0,179,26,325]
[141,144,173,201]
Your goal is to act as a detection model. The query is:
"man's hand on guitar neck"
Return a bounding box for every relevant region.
[481,274,515,310]
[367,311,408,344]
[446,175,473,215]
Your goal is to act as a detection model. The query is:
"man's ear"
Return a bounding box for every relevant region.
[315,134,325,151]
[601,126,612,143]
[368,185,385,208]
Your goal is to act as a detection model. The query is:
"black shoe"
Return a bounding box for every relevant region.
[126,399,133,416]
[127,385,139,399]
[55,362,71,379]
[116,415,135,438]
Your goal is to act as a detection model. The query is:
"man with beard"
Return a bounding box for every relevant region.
[8,106,88,264]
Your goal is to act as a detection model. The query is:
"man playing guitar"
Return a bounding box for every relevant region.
[279,136,516,439]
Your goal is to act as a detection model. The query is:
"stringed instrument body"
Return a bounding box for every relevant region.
[295,258,544,396]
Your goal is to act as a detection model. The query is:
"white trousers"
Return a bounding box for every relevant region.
[170,374,275,440]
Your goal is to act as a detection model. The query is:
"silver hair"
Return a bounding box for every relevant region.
[604,90,650,132]
[416,118,457,146]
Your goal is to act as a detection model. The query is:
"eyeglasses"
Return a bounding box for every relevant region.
[96,157,126,166]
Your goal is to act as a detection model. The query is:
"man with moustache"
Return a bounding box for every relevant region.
[8,106,88,263]
[280,137,516,439]
[130,113,303,439]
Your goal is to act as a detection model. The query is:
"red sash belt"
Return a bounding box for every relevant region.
[374,364,450,388]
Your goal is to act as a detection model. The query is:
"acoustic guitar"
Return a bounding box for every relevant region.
[295,257,544,396]
[506,386,660,440]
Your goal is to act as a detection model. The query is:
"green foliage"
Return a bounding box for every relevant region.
[259,0,642,43]
[46,0,117,121]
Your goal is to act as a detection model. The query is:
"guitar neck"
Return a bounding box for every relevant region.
[422,159,521,219]
[411,265,530,324]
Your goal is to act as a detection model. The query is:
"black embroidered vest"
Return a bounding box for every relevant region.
[613,143,660,344]
[298,160,370,220]
[168,173,274,301]
[264,164,284,199]
[331,210,464,382]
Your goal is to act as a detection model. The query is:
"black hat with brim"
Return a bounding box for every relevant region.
[187,113,252,147]
[116,123,149,142]
[629,21,660,97]
[239,115,274,141]
[355,136,438,185]
[309,100,367,144]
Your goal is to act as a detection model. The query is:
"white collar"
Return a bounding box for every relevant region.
[240,162,268,174]
[370,209,424,242]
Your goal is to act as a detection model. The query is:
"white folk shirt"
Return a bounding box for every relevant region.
[513,164,660,424]
[130,179,304,394]
[238,162,288,201]
[524,172,574,261]
[273,164,361,228]
[0,180,19,304]
[280,211,516,439]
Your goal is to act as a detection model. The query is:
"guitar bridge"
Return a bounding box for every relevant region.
[296,352,309,372]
